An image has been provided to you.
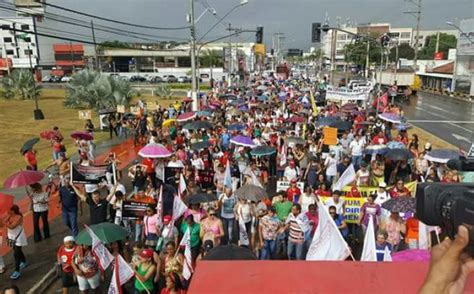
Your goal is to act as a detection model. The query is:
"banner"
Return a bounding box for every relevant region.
[78,110,92,120]
[198,169,215,190]
[122,200,149,220]
[276,181,305,192]
[165,166,183,185]
[326,86,369,101]
[341,181,417,198]
[319,196,367,224]
[71,163,115,184]
[323,127,338,146]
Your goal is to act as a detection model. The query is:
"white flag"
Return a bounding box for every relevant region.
[238,216,250,246]
[333,164,356,191]
[223,160,232,188]
[306,201,351,261]
[418,221,433,250]
[108,254,134,294]
[383,245,392,262]
[156,185,163,224]
[251,171,263,188]
[178,173,187,198]
[85,225,114,271]
[279,143,287,166]
[179,228,194,280]
[172,195,188,221]
[360,215,377,262]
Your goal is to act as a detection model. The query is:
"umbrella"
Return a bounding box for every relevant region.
[387,141,406,149]
[162,118,176,127]
[385,148,413,161]
[230,135,256,148]
[224,94,237,100]
[382,197,416,213]
[138,143,172,158]
[364,144,389,155]
[329,120,352,131]
[71,131,94,141]
[250,146,276,157]
[191,141,210,151]
[123,112,136,119]
[228,108,243,116]
[256,85,267,91]
[203,244,257,260]
[286,116,306,124]
[76,223,129,245]
[239,105,249,112]
[183,121,213,130]
[287,136,305,145]
[20,137,40,154]
[196,110,212,117]
[0,193,14,216]
[40,130,57,140]
[210,100,222,107]
[4,170,45,188]
[396,123,412,131]
[357,121,375,126]
[378,113,403,124]
[424,149,460,163]
[227,124,246,131]
[182,98,193,103]
[257,95,269,101]
[316,116,338,127]
[177,112,196,122]
[235,184,268,202]
[229,99,246,106]
[392,249,431,262]
[341,103,357,112]
[187,193,217,205]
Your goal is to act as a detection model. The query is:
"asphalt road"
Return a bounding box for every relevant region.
[400,91,473,152]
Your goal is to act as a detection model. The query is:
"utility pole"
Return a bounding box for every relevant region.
[189,0,198,111]
[406,0,422,70]
[435,30,440,53]
[69,41,75,73]
[330,29,337,85]
[227,23,233,84]
[91,20,99,71]
[365,39,370,79]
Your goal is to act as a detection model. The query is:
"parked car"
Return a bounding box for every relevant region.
[150,76,163,83]
[50,76,63,83]
[162,75,178,83]
[177,76,191,83]
[60,76,72,82]
[129,75,147,83]
[41,75,52,82]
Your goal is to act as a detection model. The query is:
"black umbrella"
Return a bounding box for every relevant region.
[329,120,352,131]
[235,184,268,202]
[183,121,213,130]
[203,244,257,260]
[385,148,413,161]
[191,141,210,151]
[20,137,40,154]
[382,197,416,213]
[316,116,338,127]
[187,193,217,205]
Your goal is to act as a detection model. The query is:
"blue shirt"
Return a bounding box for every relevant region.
[376,243,392,261]
[221,133,230,147]
[333,214,349,238]
[59,186,78,212]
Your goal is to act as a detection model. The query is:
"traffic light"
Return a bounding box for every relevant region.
[380,34,391,47]
[312,23,321,42]
[256,26,263,44]
[322,23,330,33]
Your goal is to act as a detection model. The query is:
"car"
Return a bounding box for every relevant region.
[50,76,62,83]
[177,76,191,83]
[41,75,52,82]
[162,75,178,83]
[129,75,147,83]
[149,76,163,83]
[60,76,71,82]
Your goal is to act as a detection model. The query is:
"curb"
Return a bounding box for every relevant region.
[27,266,58,294]
[420,88,473,103]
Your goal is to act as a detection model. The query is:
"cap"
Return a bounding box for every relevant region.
[290,178,297,184]
[163,215,172,224]
[379,182,387,188]
[63,236,75,243]
[140,248,154,259]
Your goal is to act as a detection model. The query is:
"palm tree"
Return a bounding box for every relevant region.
[199,49,223,81]
[65,69,137,111]
[1,69,42,100]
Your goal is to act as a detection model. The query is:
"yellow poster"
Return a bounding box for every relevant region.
[319,196,367,224]
[323,127,338,146]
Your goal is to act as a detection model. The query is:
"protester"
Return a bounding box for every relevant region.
[258,206,282,260]
[284,204,310,260]
[57,236,79,294]
[27,183,51,243]
[58,178,80,237]
[3,205,27,280]
[72,245,102,293]
[375,230,392,261]
[71,182,118,225]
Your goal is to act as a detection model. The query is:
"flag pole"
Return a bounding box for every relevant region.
[349,252,356,261]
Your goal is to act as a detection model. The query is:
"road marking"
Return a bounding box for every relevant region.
[453,133,471,143]
[414,106,473,132]
[408,120,474,123]
[427,104,452,114]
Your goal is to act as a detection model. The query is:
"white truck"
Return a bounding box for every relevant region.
[379,69,415,89]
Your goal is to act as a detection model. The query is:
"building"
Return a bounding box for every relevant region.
[453,18,474,96]
[52,43,85,75]
[0,16,38,69]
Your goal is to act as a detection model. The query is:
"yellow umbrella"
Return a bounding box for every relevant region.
[162,118,176,127]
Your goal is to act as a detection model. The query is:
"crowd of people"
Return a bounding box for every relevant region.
[0,73,465,293]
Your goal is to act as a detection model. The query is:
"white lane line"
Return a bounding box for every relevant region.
[414,106,473,133]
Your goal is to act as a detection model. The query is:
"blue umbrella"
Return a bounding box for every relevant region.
[396,123,412,131]
[229,99,246,106]
[317,116,339,127]
[227,124,246,131]
[239,105,249,112]
[257,95,269,101]
[196,110,212,117]
[424,149,460,163]
[364,144,389,155]
[250,146,276,157]
[387,141,406,149]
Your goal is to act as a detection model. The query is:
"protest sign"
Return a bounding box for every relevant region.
[130,106,140,115]
[164,166,183,185]
[326,86,370,101]
[276,181,305,192]
[323,127,338,145]
[341,181,417,197]
[116,105,125,113]
[78,110,92,120]
[71,163,115,184]
[198,169,215,190]
[319,196,367,224]
[147,101,159,111]
[122,200,148,220]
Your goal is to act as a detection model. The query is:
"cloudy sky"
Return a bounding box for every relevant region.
[1,0,472,55]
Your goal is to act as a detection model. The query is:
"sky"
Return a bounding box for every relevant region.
[1,0,472,55]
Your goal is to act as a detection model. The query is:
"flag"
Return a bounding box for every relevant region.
[223,160,232,189]
[156,185,163,223]
[108,254,134,294]
[178,173,187,198]
[250,171,263,188]
[418,222,439,250]
[179,228,194,280]
[238,216,250,247]
[172,195,188,221]
[279,143,287,166]
[306,201,351,261]
[360,215,377,262]
[333,164,356,191]
[309,90,318,116]
[383,245,392,262]
[85,225,114,271]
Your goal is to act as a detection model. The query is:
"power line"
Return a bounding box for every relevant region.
[37,0,190,31]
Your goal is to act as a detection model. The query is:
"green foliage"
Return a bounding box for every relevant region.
[418,33,457,60]
[389,43,415,61]
[154,84,172,98]
[168,83,211,90]
[64,69,138,111]
[1,69,42,100]
[199,50,223,68]
[344,39,383,67]
[97,41,131,51]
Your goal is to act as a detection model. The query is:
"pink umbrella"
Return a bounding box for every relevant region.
[138,144,172,158]
[4,170,45,188]
[286,116,306,123]
[177,112,196,122]
[182,98,193,103]
[71,131,94,141]
[391,249,431,262]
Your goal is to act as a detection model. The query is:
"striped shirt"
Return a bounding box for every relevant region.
[32,192,50,212]
[286,213,309,244]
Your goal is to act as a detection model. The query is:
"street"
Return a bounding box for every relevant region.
[401,91,473,152]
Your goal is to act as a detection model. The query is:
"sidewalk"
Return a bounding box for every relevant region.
[0,136,140,292]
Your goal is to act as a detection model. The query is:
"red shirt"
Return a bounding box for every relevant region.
[286,186,301,202]
[24,150,37,166]
[57,245,78,273]
[176,135,184,146]
[390,186,411,198]
[372,136,388,145]
[142,158,154,174]
[305,211,319,236]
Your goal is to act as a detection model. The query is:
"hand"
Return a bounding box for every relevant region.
[420,225,474,294]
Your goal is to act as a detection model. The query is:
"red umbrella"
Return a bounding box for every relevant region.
[71,131,94,141]
[177,112,196,122]
[4,170,45,188]
[182,98,193,103]
[286,116,306,123]
[40,130,57,140]
[341,103,357,112]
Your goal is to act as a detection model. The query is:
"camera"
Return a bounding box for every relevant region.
[416,183,474,253]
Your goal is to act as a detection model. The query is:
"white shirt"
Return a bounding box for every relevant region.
[167,160,184,168]
[349,139,365,156]
[284,166,299,181]
[191,158,205,170]
[324,156,338,177]
[325,198,345,215]
[375,191,391,205]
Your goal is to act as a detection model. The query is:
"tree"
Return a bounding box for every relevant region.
[64,69,137,111]
[418,33,457,60]
[389,43,415,61]
[199,50,223,82]
[154,84,172,99]
[1,69,42,100]
[344,39,383,69]
[97,41,131,51]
